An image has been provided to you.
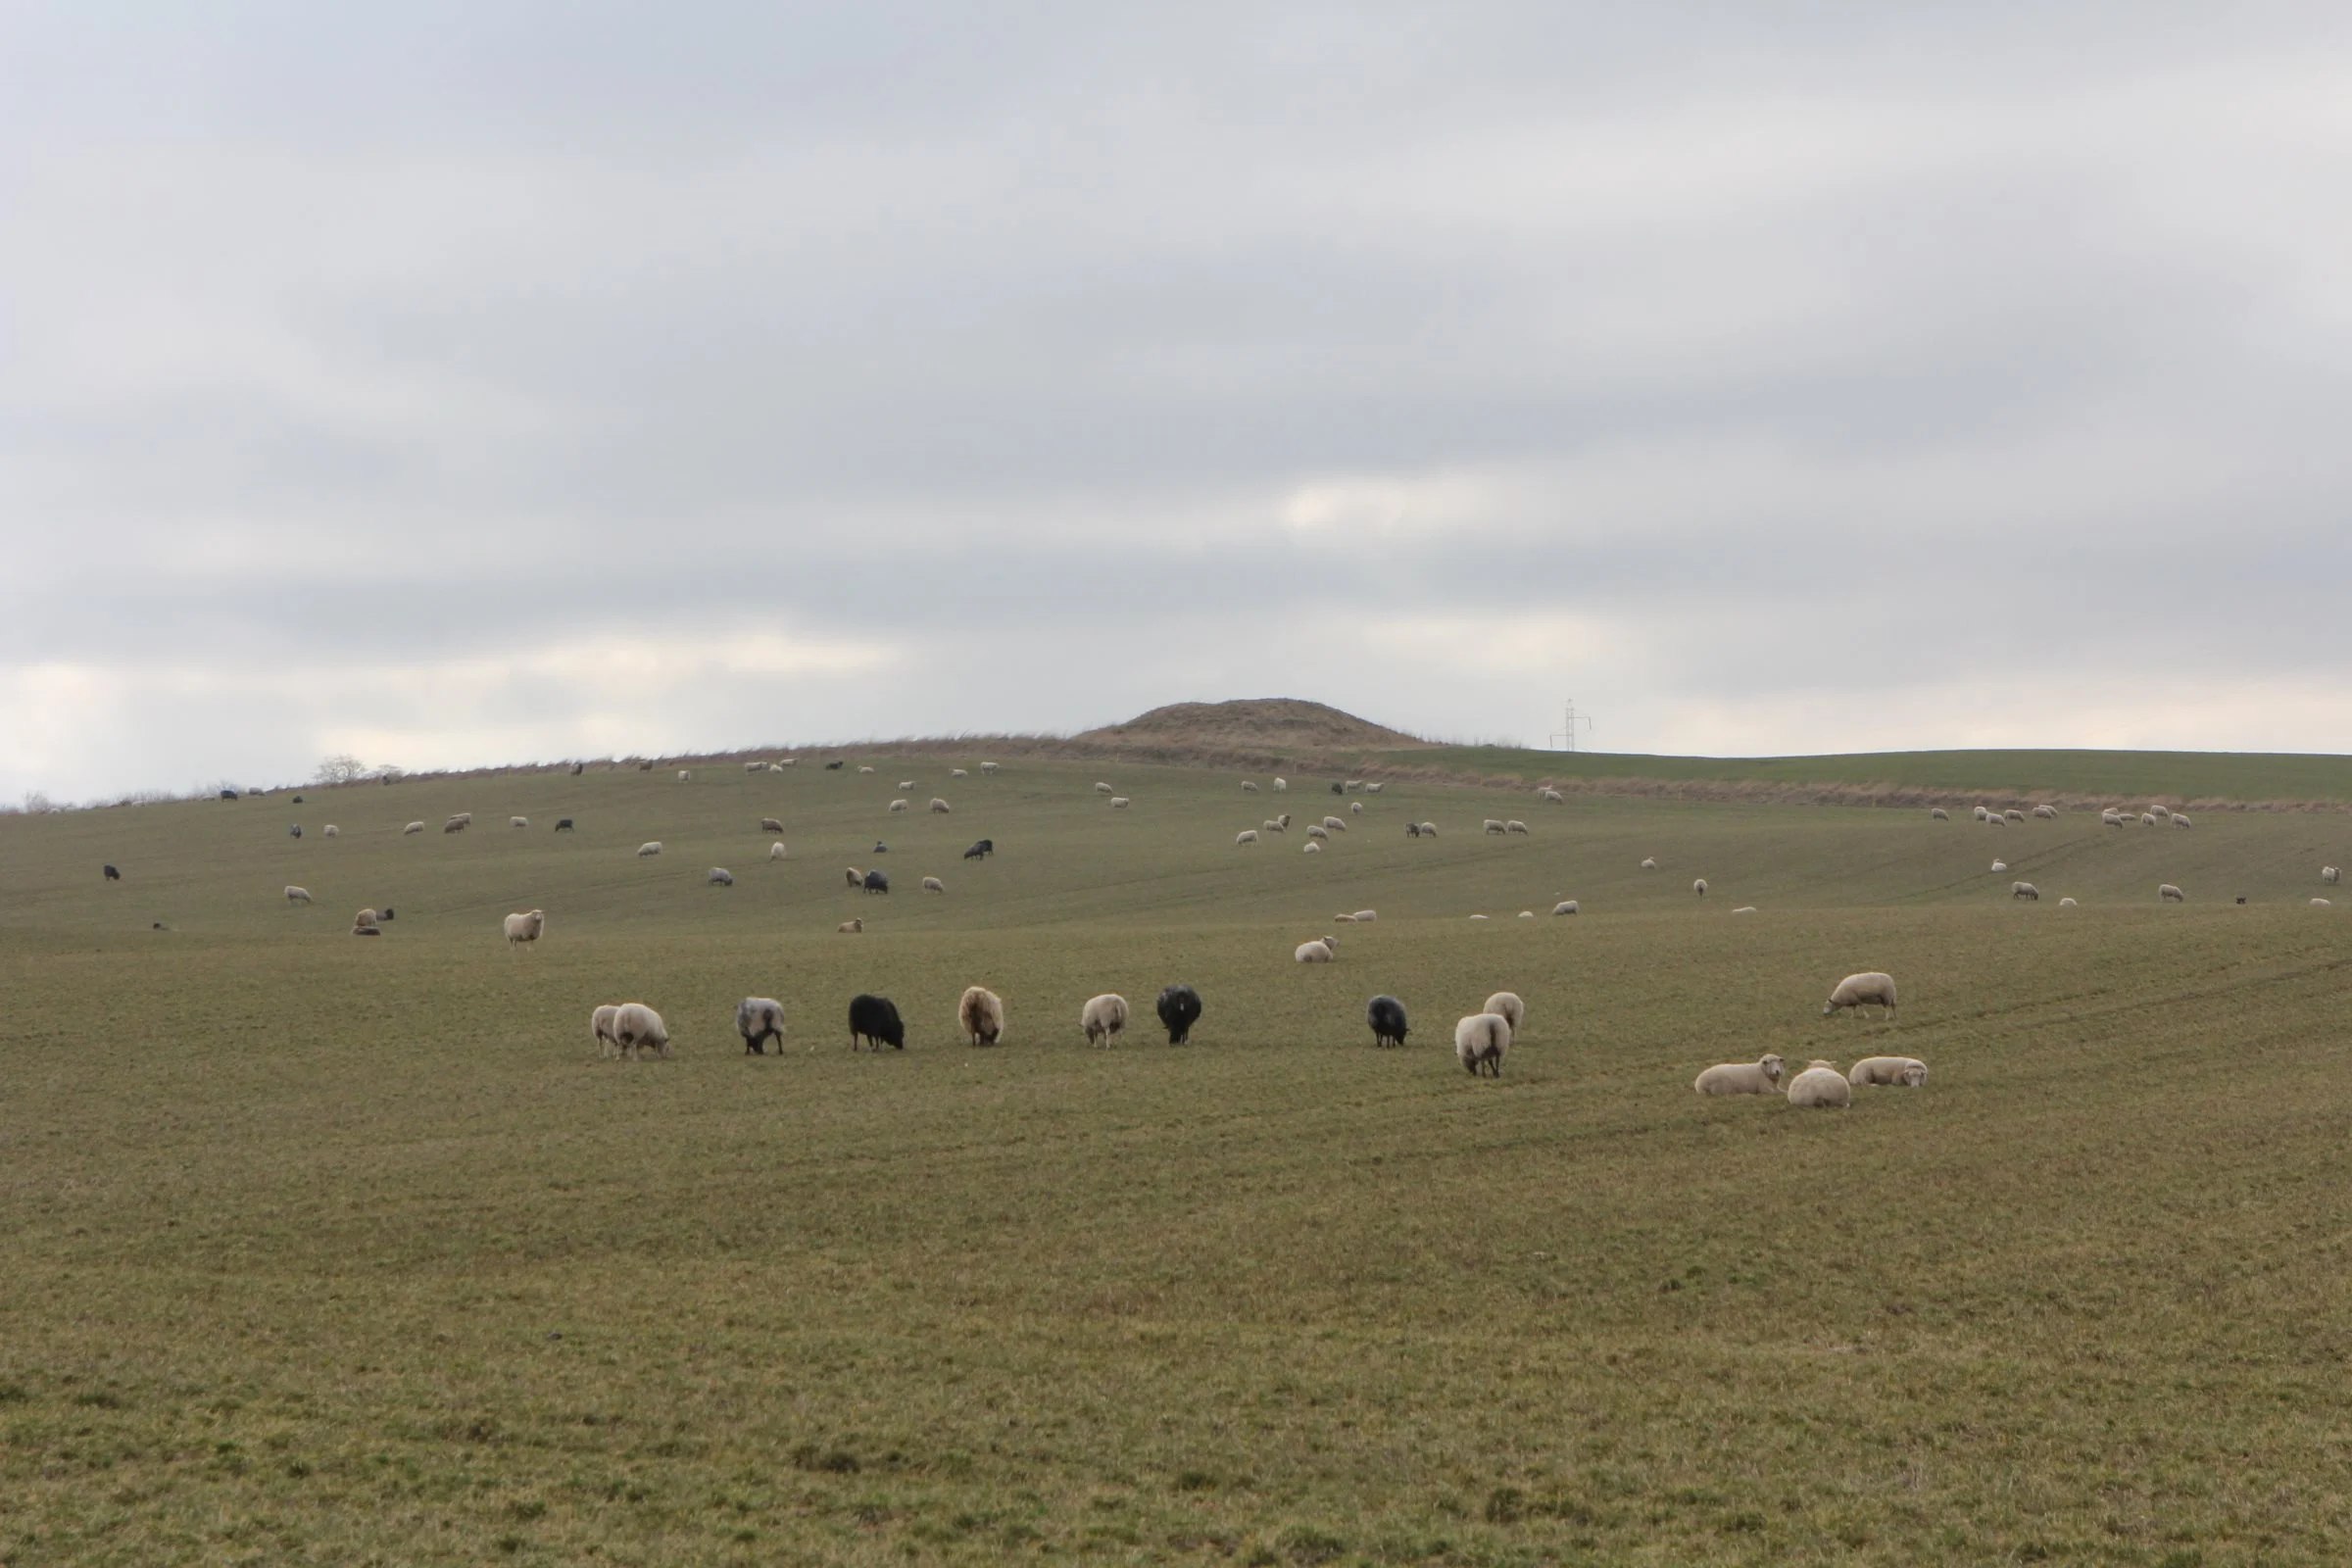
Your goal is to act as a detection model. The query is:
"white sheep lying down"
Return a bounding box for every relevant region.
[1454,1012,1510,1076]
[1823,971,1897,1017]
[1848,1055,1928,1087]
[1693,1054,1785,1096]
[1295,936,1338,962]
[1302,841,1322,854]
[1785,1060,1851,1107]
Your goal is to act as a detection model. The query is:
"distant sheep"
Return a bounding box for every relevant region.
[2315,898,2333,906]
[1518,910,1535,918]
[980,761,999,774]
[2141,812,2160,827]
[1236,830,1258,845]
[1406,822,1422,838]
[1692,878,1707,897]
[709,867,734,886]
[2034,804,2058,819]
[2102,809,2124,826]
[1081,993,1128,1048]
[445,813,470,833]
[1848,1055,1928,1088]
[922,875,945,893]
[1693,1054,1786,1096]
[1553,900,1579,915]
[1731,906,1758,915]
[1416,822,1437,837]
[592,1004,621,1058]
[2172,813,2191,828]
[745,760,764,773]
[1930,808,1949,820]
[1277,813,1292,828]
[1483,992,1525,1037]
[1302,841,1322,854]
[774,761,792,770]
[845,867,862,886]
[1641,857,1657,870]
[735,998,786,1054]
[950,767,968,778]
[1294,937,1337,963]
[863,869,890,895]
[1973,806,1990,821]
[678,770,691,782]
[1322,815,1346,832]
[404,821,424,835]
[958,986,1004,1047]
[285,886,313,905]
[1095,782,1114,794]
[1242,780,1260,793]
[1538,787,1563,803]
[509,816,526,829]
[837,917,863,933]
[637,842,662,858]
[1366,995,1409,1049]
[104,863,121,881]
[1483,819,1504,835]
[1991,860,2007,872]
[504,908,546,947]
[858,764,874,773]
[612,1003,670,1060]
[2160,884,2184,903]
[1505,820,1529,834]
[1823,971,1897,1018]
[964,839,994,859]
[2003,809,2025,823]
[890,799,909,812]
[1985,814,2002,828]
[2326,866,2342,886]
[898,779,916,791]
[1350,908,1377,922]
[352,907,380,936]
[1454,1013,1510,1076]
[1263,818,1285,833]
[555,818,573,832]
[1349,801,1364,815]
[2012,881,2039,900]
[1272,777,1288,792]
[761,817,784,833]
[769,842,789,860]
[1364,782,1384,794]
[2058,897,2079,906]
[289,824,302,839]
[848,994,904,1051]
[931,798,952,813]
[1110,797,1130,808]
[322,824,340,838]
[1785,1060,1852,1108]
[1306,825,1329,841]
[1155,984,1202,1045]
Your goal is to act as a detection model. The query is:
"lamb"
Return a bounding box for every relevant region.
[1236,830,1258,844]
[1483,819,1505,835]
[957,986,1004,1047]
[612,1003,670,1060]
[1081,993,1129,1048]
[2160,884,2184,903]
[735,997,787,1054]
[848,994,905,1051]
[761,817,785,833]
[770,842,789,860]
[1482,992,1525,1037]
[637,842,662,858]
[1692,878,1707,897]
[2012,881,2039,900]
[1553,900,1579,915]
[1242,780,1260,793]
[890,799,909,812]
[709,867,734,886]
[1693,1054,1786,1096]
[1366,995,1409,1049]
[1271,777,1287,792]
[930,798,952,813]
[504,908,546,947]
[591,1004,622,1058]
[285,886,313,905]
[1785,1060,1852,1108]
[1454,1012,1510,1076]
[837,917,864,933]
[1155,983,1202,1045]
[1848,1055,1928,1088]
[1930,808,1949,820]
[1294,937,1337,962]
[404,821,424,834]
[2325,866,2342,886]
[1505,820,1529,834]
[1822,970,1896,1017]
[922,876,945,893]
[509,816,526,829]
[1095,782,1113,794]
[1110,797,1131,809]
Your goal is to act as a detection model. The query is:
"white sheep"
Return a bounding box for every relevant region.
[735,997,787,1054]
[959,986,1004,1047]
[2315,898,2333,906]
[2059,897,2079,906]
[2160,884,2184,902]
[922,875,945,893]
[2141,812,2160,827]
[1822,971,1897,1018]
[1306,825,1329,840]
[352,906,379,935]
[404,821,424,835]
[284,885,313,905]
[1974,806,1991,821]
[1294,936,1338,963]
[1641,857,1657,870]
[837,917,863,933]
[504,908,546,946]
[1454,1013,1510,1076]
[1322,815,1347,832]
[1351,909,1377,922]
[1110,797,1131,808]
[1848,1055,1928,1087]
[1081,993,1128,1048]
[2325,866,2342,886]
[890,799,909,812]
[1095,782,1113,794]
[1364,782,1384,794]
[1518,910,1535,918]
[1692,878,1708,897]
[1483,992,1524,1036]
[322,824,340,838]
[1991,859,2008,872]
[980,761,999,774]
[510,816,527,829]
[776,760,794,770]
[709,867,734,886]
[898,779,917,791]
[1731,906,1758,914]
[1552,900,1579,915]
[1785,1060,1851,1107]
[1242,780,1259,793]
[2003,809,2024,823]
[760,816,785,833]
[1236,830,1259,845]
[636,841,662,858]
[858,764,874,774]
[1262,819,1285,833]
[951,767,968,778]
[1468,914,1489,921]
[591,1004,622,1058]
[1505,820,1529,835]
[677,770,691,782]
[1483,819,1504,835]
[1693,1054,1786,1096]
[1335,912,1356,923]
[1539,787,1564,803]
[769,842,789,860]
[1930,808,1948,820]
[1417,822,1438,836]
[445,812,471,831]
[2012,881,2039,900]
[1272,777,1288,793]
[2034,804,2058,818]
[1302,841,1322,854]
[844,867,862,886]
[2172,813,2191,828]
[931,798,952,813]
[612,1002,670,1060]
[1985,814,2003,829]
[1349,801,1364,815]
[2101,809,2124,826]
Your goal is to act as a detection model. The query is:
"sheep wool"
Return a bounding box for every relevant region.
[1785,1061,1852,1107]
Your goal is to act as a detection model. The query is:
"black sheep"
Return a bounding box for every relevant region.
[103,864,121,881]
[1367,995,1409,1050]
[863,869,890,894]
[555,818,574,831]
[962,838,995,860]
[1155,984,1202,1045]
[848,994,905,1051]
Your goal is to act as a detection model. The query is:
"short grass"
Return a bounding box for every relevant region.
[4,757,2352,1565]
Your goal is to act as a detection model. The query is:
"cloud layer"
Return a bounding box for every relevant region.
[7,4,2352,799]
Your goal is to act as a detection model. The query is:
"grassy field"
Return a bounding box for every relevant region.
[5,756,2352,1564]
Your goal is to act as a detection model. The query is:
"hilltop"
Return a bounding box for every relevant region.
[1075,698,1431,753]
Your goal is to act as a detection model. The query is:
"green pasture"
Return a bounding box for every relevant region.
[4,756,2352,1564]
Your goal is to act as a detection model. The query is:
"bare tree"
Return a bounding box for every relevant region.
[314,754,371,785]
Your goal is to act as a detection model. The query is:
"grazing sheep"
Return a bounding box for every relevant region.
[1848,1055,1928,1088]
[289,824,302,839]
[1991,860,2008,872]
[1692,878,1707,897]
[591,1004,622,1058]
[1483,992,1525,1037]
[980,761,999,774]
[858,764,874,774]
[1236,830,1259,845]
[2141,812,2160,827]
[1483,819,1504,835]
[1641,857,1657,870]
[898,779,917,791]
[637,842,662,858]
[1302,841,1322,854]
[2315,898,2333,906]
[504,908,546,947]
[1539,787,1564,803]
[1110,797,1131,809]
[1553,900,1579,915]
[848,994,905,1051]
[930,798,952,813]
[404,821,424,834]
[709,867,734,886]
[761,817,784,833]
[1345,779,1363,793]
[1367,995,1409,1049]
[1406,822,1421,838]
[951,767,968,778]
[1365,782,1385,794]
[958,986,1004,1047]
[2160,884,2184,903]
[769,842,789,860]
[1323,815,1347,832]
[1306,825,1329,841]
[2034,804,2058,818]
[352,908,380,936]
[964,839,995,859]
[1518,910,1536,918]
[745,760,764,773]
[678,770,691,782]
[322,824,340,838]
[1973,806,1990,821]
[379,907,393,921]
[2326,866,2342,886]
[1295,937,1337,963]
[922,875,945,893]
[1349,801,1364,815]
[2059,897,2079,906]
[1277,813,1292,828]
[1785,1061,1851,1108]
[1081,993,1129,1048]
[2101,809,2124,826]
[2004,809,2025,823]
[1823,971,1897,1017]
[1272,777,1288,792]
[285,885,313,905]
[1242,780,1260,793]
[508,816,526,829]
[103,863,121,881]
[1155,984,1202,1045]
[1930,808,1949,820]
[2173,813,2191,828]
[1693,1054,1787,1096]
[1095,782,1114,794]
[890,799,909,812]
[1335,912,1356,924]
[1454,1013,1510,1076]
[555,818,574,832]
[863,869,890,895]
[445,813,471,833]
[837,917,863,933]
[1262,818,1286,833]
[1505,820,1529,834]
[1417,822,1437,836]
[735,997,787,1054]
[2012,881,2039,900]
[612,1003,670,1060]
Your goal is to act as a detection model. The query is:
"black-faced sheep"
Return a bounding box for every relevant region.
[612,1002,670,1060]
[289,823,302,839]
[103,864,121,881]
[848,994,904,1051]
[863,869,890,895]
[958,986,1004,1047]
[1155,984,1202,1044]
[1406,823,1421,838]
[1081,993,1128,1048]
[1823,971,1896,1018]
[1848,1055,1928,1088]
[555,818,574,831]
[1366,994,1408,1049]
[1693,1054,1786,1095]
[1454,1012,1509,1076]
[1785,1060,1851,1107]
[2326,866,2342,886]
[736,997,786,1054]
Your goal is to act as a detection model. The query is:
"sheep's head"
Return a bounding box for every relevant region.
[1901,1063,1929,1087]
[1759,1054,1786,1084]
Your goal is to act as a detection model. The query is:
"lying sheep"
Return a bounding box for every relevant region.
[1553,900,1580,915]
[1081,993,1128,1048]
[1848,1055,1928,1088]
[921,876,945,893]
[1641,857,1657,870]
[504,908,546,947]
[858,764,874,774]
[1991,860,2008,872]
[2012,881,2039,901]
[2160,884,2184,903]
[1236,830,1259,845]
[735,997,786,1054]
[1483,991,1525,1036]
[592,1004,622,1058]
[509,816,526,829]
[1518,910,1535,918]
[1785,1060,1852,1107]
[769,842,789,861]
[1302,841,1322,854]
[1367,995,1409,1049]
[958,986,1004,1047]
[837,918,863,933]
[1156,984,1202,1045]
[761,817,784,833]
[2058,897,2079,906]
[352,907,380,936]
[1732,906,1758,914]
[1351,908,1377,922]
[1454,1012,1510,1076]
[637,841,662,858]
[285,885,313,905]
[612,1003,670,1060]
[322,824,340,838]
[1823,971,1897,1018]
[709,867,734,886]
[404,820,424,834]
[1295,937,1337,962]
[2315,898,2333,906]
[1693,1054,1786,1096]
[950,767,967,778]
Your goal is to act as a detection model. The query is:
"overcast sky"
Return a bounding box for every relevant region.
[7,4,2352,800]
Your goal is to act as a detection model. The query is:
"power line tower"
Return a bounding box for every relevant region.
[1549,700,1592,752]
